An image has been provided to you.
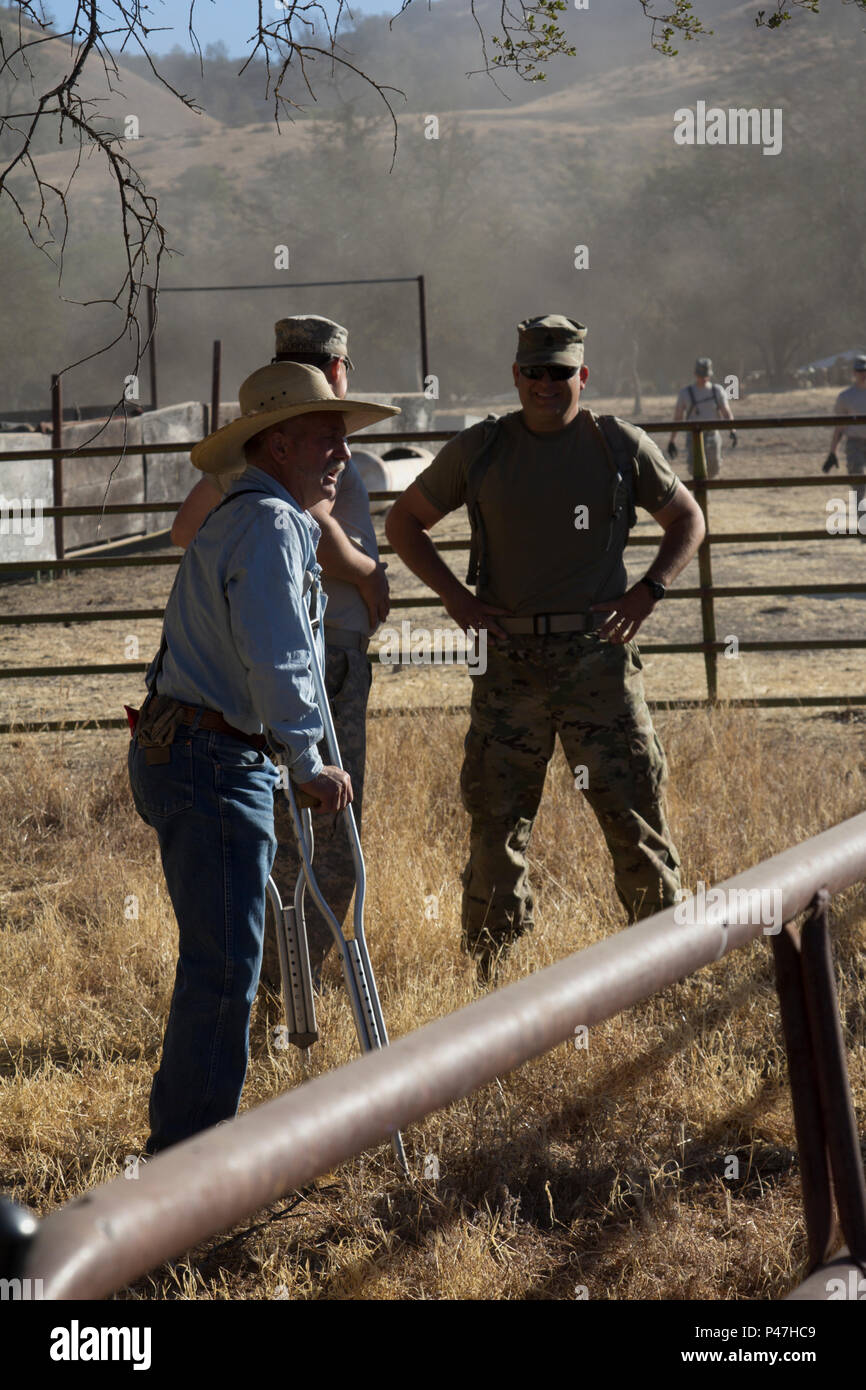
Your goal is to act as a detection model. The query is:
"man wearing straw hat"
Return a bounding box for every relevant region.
[173,316,390,987]
[128,361,397,1153]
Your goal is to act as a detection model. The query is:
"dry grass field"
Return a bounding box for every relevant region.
[1,387,865,1302]
[0,708,864,1302]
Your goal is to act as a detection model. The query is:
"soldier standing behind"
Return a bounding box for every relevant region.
[822,353,866,540]
[667,357,736,479]
[386,315,706,979]
[172,317,390,983]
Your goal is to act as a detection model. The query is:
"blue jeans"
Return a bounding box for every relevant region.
[128,726,279,1153]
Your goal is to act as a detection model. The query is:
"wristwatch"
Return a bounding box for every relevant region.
[640,576,666,602]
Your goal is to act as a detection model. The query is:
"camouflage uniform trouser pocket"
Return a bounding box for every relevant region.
[459,649,555,953]
[556,641,681,920]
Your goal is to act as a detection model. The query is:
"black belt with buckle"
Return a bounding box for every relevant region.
[497,612,602,636]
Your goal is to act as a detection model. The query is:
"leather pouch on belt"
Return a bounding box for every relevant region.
[135,694,188,765]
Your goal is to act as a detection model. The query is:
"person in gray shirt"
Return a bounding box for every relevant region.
[822,353,866,538]
[667,357,736,478]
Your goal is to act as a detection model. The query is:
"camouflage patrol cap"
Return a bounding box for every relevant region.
[516,314,587,367]
[695,357,713,376]
[274,315,354,370]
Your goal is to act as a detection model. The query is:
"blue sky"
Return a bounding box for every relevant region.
[45,0,392,56]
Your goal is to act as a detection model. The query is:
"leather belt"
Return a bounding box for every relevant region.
[177,704,267,750]
[497,612,602,636]
[324,625,370,653]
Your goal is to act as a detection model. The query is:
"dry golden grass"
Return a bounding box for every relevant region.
[0,706,864,1301]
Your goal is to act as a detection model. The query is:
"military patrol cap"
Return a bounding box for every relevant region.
[274,315,354,370]
[695,356,713,376]
[853,354,866,372]
[516,314,587,368]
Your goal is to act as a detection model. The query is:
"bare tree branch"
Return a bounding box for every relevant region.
[0,0,859,432]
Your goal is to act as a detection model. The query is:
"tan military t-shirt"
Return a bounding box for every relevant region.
[415,409,678,614]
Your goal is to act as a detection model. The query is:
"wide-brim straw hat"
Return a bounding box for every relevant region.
[190,362,400,475]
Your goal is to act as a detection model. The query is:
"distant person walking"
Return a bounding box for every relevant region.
[667,358,736,479]
[822,353,866,539]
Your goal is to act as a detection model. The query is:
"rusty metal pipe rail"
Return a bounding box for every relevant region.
[17,811,866,1301]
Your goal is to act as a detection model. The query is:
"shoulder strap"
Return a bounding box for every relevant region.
[686,385,697,417]
[592,413,639,543]
[206,485,267,518]
[464,415,503,588]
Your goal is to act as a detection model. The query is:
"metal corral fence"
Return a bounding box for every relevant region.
[2,415,866,733]
[6,811,865,1300]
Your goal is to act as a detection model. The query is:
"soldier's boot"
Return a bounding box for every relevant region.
[461,925,526,984]
[461,842,535,983]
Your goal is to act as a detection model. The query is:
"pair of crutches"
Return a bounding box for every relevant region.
[265,592,409,1176]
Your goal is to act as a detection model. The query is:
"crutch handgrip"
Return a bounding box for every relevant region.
[291,784,321,811]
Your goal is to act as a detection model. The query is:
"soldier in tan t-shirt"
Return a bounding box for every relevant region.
[386,314,706,979]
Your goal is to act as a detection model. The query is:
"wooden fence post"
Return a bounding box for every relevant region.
[692,428,718,704]
[50,374,64,578]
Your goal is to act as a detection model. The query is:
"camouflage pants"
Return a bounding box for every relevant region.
[460,634,682,961]
[259,644,371,990]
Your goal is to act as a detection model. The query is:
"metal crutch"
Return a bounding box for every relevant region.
[266,592,409,1176]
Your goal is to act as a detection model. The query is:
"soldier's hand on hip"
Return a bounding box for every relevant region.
[591,583,656,645]
[295,766,353,814]
[444,587,510,640]
[359,561,391,626]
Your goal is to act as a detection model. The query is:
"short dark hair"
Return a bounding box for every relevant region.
[271,350,341,369]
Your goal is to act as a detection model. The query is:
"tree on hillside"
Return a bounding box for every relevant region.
[0,0,862,404]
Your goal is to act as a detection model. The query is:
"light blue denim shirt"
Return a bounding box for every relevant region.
[147,465,326,783]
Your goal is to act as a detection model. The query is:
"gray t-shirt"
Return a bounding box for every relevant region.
[319,454,380,636]
[676,382,727,422]
[833,384,866,441]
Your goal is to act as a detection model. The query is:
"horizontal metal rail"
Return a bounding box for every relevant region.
[4,690,866,736]
[4,639,866,682]
[3,582,866,631]
[2,414,865,464]
[0,472,863,514]
[1,524,864,579]
[17,811,866,1300]
[2,413,866,716]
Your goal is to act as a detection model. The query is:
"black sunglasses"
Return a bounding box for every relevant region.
[519,364,580,381]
